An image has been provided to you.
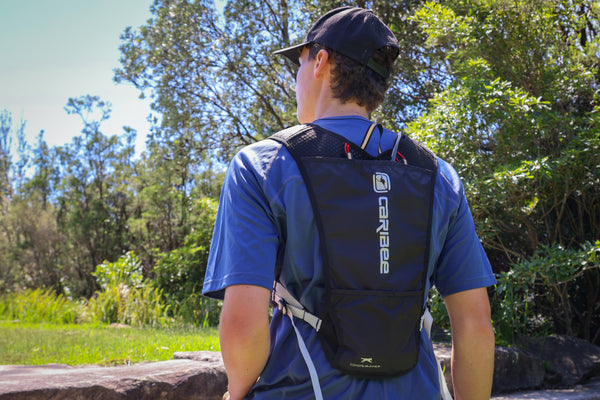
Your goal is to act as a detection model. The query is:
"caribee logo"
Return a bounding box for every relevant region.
[373,172,391,193]
[374,172,390,275]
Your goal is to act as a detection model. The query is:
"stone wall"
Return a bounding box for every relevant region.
[1,336,599,399]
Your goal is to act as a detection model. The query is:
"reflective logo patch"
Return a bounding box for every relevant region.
[373,172,391,193]
[374,172,391,275]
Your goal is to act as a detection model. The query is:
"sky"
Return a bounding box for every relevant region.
[0,0,155,153]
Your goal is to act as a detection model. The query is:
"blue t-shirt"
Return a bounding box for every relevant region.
[203,116,496,399]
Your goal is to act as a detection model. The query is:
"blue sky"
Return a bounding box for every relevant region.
[0,0,155,153]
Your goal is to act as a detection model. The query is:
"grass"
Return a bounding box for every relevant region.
[0,321,220,366]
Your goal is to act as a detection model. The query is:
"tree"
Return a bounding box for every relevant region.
[0,108,14,291]
[115,0,293,161]
[114,0,445,162]
[0,110,13,204]
[24,131,61,209]
[408,0,600,342]
[55,95,137,297]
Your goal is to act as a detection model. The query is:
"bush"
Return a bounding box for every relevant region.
[493,241,600,344]
[151,197,220,326]
[92,251,143,291]
[89,252,170,327]
[175,292,221,327]
[88,285,124,324]
[428,289,451,340]
[122,286,170,328]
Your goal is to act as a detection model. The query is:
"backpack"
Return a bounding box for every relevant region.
[269,123,450,398]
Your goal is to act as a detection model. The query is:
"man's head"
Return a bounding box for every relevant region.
[274,7,400,116]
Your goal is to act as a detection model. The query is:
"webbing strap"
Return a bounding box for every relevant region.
[273,282,322,331]
[273,282,323,398]
[359,122,387,154]
[288,312,324,400]
[424,309,454,400]
[360,123,378,150]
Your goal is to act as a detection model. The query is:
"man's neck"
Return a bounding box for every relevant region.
[314,100,369,121]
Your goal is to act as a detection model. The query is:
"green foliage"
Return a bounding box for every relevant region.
[493,241,600,344]
[121,285,169,328]
[87,285,123,324]
[410,0,600,263]
[151,197,221,326]
[409,0,600,344]
[0,321,219,366]
[173,292,222,328]
[55,95,137,298]
[89,252,169,327]
[1,98,223,325]
[428,289,450,333]
[115,0,443,161]
[0,288,83,324]
[92,251,143,290]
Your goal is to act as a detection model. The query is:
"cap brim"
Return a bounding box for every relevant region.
[273,42,308,66]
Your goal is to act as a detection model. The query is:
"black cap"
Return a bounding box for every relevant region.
[273,7,399,78]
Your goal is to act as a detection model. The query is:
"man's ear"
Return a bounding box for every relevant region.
[313,49,330,78]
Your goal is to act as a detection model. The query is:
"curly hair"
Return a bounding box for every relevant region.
[308,43,396,113]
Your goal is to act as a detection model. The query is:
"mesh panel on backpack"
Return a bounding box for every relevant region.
[271,123,436,166]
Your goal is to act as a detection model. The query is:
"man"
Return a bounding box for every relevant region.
[203,6,496,400]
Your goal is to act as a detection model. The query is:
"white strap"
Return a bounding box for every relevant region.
[288,310,324,400]
[273,282,322,331]
[423,306,433,337]
[423,308,453,400]
[437,356,453,400]
[360,123,378,150]
[273,282,323,399]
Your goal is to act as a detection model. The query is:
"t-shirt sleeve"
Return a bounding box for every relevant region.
[432,162,497,297]
[202,145,280,300]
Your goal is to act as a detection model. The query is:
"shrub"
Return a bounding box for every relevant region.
[493,241,600,344]
[151,197,220,326]
[174,292,221,327]
[89,252,170,327]
[122,286,169,328]
[428,289,451,340]
[92,251,143,291]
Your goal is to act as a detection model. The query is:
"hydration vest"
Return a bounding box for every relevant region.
[268,123,452,399]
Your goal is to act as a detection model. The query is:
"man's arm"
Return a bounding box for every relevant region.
[444,287,495,400]
[220,284,271,400]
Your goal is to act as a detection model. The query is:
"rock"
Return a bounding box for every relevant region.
[173,351,223,364]
[0,351,227,400]
[2,339,600,399]
[434,336,600,394]
[492,346,546,393]
[491,377,600,400]
[434,343,546,395]
[517,335,600,387]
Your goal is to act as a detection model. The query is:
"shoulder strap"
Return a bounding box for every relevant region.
[395,135,437,170]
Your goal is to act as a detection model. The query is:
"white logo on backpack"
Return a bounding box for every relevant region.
[374,172,390,275]
[373,172,391,193]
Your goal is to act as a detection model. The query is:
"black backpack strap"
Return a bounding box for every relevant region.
[394,135,437,170]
